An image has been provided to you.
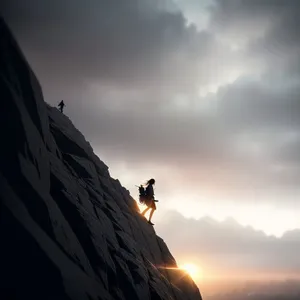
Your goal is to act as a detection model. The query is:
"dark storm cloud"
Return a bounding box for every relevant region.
[0,0,226,94]
[1,0,300,204]
[209,0,300,34]
[210,0,300,75]
[1,0,182,84]
[157,212,300,274]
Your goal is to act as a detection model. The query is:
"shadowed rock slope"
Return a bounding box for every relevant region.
[0,17,202,300]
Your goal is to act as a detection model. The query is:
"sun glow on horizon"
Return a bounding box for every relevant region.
[180,263,202,281]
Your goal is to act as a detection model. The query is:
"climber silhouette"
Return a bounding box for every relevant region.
[141,178,157,225]
[58,100,65,113]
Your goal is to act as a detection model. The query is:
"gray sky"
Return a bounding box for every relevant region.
[1,0,300,279]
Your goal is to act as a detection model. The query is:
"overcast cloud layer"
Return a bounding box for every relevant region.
[1,0,300,233]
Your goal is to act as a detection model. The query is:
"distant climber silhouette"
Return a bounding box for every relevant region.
[139,178,157,225]
[58,100,65,113]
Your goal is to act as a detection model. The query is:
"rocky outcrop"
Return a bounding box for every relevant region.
[0,17,202,300]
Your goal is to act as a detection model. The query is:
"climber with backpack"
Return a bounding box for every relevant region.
[138,178,158,225]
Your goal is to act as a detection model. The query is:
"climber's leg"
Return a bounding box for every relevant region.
[148,208,155,225]
[141,207,150,216]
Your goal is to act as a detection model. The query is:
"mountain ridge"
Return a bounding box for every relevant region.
[0,16,201,300]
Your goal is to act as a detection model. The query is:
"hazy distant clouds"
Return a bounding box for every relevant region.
[157,211,300,276]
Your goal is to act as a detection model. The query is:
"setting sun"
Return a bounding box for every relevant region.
[180,263,201,280]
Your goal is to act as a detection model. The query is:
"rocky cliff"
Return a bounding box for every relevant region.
[0,17,202,300]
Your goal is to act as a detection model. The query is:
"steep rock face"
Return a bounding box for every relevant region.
[0,17,202,300]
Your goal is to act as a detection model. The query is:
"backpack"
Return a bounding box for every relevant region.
[138,185,148,204]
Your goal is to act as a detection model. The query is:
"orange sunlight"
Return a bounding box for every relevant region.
[158,262,203,282]
[180,263,203,281]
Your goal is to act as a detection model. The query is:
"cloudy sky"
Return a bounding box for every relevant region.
[1,0,300,285]
[156,211,300,284]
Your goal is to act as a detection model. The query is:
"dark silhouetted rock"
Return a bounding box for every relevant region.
[0,16,202,300]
